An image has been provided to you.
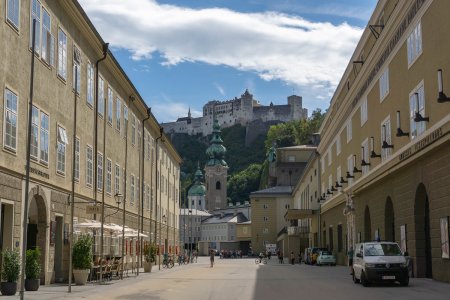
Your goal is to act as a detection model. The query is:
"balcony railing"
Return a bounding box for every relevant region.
[287,226,310,236]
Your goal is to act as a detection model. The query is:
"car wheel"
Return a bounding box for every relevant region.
[361,271,370,287]
[400,276,409,287]
[353,272,360,284]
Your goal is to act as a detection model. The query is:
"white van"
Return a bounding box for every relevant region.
[352,242,409,287]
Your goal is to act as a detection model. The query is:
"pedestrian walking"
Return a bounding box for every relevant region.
[347,247,354,275]
[210,249,215,267]
[290,251,295,265]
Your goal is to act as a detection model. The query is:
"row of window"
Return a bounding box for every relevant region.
[321,22,425,188]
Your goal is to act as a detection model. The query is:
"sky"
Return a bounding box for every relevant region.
[78,0,378,123]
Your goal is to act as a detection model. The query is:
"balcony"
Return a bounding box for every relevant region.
[287,226,310,236]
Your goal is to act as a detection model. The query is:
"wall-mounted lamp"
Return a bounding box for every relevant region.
[370,137,381,157]
[361,147,371,166]
[438,69,450,103]
[326,189,333,195]
[353,155,362,173]
[396,111,409,137]
[346,171,354,179]
[335,181,342,188]
[381,125,394,149]
[340,177,348,184]
[331,186,337,192]
[413,93,429,122]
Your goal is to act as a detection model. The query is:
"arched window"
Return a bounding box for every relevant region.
[216,181,221,190]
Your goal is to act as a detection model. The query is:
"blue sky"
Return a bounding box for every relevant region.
[79,0,377,123]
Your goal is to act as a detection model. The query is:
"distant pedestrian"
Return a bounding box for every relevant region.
[298,253,302,264]
[290,252,295,265]
[347,247,354,275]
[268,251,272,260]
[210,249,215,267]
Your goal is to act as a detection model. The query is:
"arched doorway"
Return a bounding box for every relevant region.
[384,197,395,242]
[414,183,432,278]
[364,206,371,242]
[28,190,47,284]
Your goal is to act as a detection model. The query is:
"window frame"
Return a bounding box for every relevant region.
[114,164,120,194]
[97,152,103,191]
[56,124,68,176]
[6,0,21,30]
[97,75,104,117]
[3,88,19,153]
[74,137,80,181]
[115,97,121,132]
[409,81,426,140]
[346,119,352,143]
[379,68,389,102]
[86,62,94,107]
[86,144,93,188]
[107,87,113,125]
[360,97,368,126]
[57,26,68,81]
[407,22,422,68]
[381,115,392,162]
[106,158,112,195]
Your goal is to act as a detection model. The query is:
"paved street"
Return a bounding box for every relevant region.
[15,257,450,300]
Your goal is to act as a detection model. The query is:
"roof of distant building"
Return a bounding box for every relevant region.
[179,209,212,216]
[202,212,248,224]
[250,185,293,197]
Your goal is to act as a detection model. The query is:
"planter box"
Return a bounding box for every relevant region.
[25,279,40,291]
[0,282,17,296]
[73,269,90,285]
[143,261,152,272]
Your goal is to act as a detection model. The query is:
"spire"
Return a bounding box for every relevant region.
[188,107,191,118]
[205,119,227,167]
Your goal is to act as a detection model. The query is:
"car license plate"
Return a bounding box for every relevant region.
[382,276,395,280]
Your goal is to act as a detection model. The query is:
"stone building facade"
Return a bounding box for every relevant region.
[0,0,181,284]
[316,0,450,282]
[162,90,308,136]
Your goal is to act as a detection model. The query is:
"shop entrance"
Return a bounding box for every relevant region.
[414,183,432,278]
[28,194,47,284]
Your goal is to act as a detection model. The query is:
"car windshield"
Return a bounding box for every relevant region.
[320,251,332,256]
[364,243,402,256]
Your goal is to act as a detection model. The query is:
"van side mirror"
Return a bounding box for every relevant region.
[356,253,362,258]
[404,251,409,257]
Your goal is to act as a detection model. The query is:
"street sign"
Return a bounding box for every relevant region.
[86,205,102,215]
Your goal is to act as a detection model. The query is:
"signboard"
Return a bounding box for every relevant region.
[86,205,102,215]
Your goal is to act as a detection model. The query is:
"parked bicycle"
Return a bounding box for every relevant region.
[163,254,175,268]
[255,257,267,264]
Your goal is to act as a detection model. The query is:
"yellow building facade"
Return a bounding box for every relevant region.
[0,0,181,284]
[318,0,450,282]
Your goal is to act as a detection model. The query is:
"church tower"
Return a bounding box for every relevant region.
[187,163,206,211]
[204,119,228,210]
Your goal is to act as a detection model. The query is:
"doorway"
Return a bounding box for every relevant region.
[384,197,395,242]
[414,183,432,278]
[54,216,64,282]
[364,206,371,242]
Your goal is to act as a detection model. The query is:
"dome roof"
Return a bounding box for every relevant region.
[206,119,227,167]
[188,163,206,196]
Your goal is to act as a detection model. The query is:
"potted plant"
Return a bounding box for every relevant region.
[1,249,20,296]
[72,234,93,285]
[25,248,41,291]
[143,242,157,272]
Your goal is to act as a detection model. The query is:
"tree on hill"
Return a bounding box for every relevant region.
[227,163,262,204]
[264,108,325,150]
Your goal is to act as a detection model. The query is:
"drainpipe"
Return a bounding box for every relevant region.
[137,108,151,275]
[96,43,109,282]
[20,20,37,300]
[155,127,164,269]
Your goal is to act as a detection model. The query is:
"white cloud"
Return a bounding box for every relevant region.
[79,0,363,105]
[152,100,202,123]
[214,83,225,96]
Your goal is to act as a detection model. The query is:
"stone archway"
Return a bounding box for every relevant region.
[414,183,432,278]
[28,186,48,285]
[384,197,395,242]
[364,206,371,242]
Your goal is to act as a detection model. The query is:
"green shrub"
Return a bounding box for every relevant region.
[1,249,20,282]
[72,235,93,270]
[143,243,157,263]
[25,248,41,279]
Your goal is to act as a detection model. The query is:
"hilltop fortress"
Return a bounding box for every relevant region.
[161,90,308,137]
